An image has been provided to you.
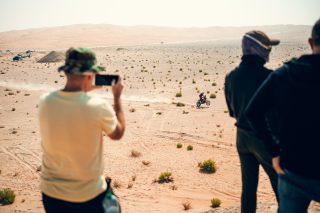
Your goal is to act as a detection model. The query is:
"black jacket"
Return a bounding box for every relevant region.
[224,55,272,132]
[246,54,320,179]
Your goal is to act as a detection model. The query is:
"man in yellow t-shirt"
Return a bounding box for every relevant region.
[39,47,125,212]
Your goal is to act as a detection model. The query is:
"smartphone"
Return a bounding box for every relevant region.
[95,74,119,86]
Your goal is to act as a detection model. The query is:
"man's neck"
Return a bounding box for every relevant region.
[312,45,320,54]
[62,84,85,92]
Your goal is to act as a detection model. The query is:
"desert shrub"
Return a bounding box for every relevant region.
[176,102,185,107]
[182,201,192,210]
[211,198,221,208]
[129,108,136,113]
[127,183,133,189]
[169,185,178,190]
[158,172,173,183]
[113,180,122,189]
[0,188,15,205]
[130,150,141,158]
[176,91,182,97]
[187,145,193,151]
[192,79,196,84]
[142,160,151,166]
[212,82,217,86]
[177,143,183,148]
[199,159,217,173]
[209,94,216,99]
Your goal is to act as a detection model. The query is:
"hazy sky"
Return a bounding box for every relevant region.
[0,0,319,32]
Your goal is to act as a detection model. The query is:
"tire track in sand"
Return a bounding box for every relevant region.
[2,146,41,178]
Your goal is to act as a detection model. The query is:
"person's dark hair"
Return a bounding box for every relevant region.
[312,18,320,46]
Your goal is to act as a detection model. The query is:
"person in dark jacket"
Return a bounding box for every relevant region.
[246,18,320,213]
[224,31,280,213]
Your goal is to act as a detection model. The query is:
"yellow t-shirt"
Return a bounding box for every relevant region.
[38,90,117,202]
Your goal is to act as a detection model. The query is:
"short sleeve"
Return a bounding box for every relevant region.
[99,102,117,135]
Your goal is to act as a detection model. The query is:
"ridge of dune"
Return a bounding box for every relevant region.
[0,24,311,51]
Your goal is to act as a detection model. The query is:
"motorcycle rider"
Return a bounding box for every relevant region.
[199,92,206,103]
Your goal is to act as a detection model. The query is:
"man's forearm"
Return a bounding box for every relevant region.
[114,97,125,129]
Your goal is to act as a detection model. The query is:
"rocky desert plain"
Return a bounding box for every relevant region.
[0,24,319,212]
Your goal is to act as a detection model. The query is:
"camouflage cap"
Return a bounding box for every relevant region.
[58,47,105,74]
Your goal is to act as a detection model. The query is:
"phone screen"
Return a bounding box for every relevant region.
[95,74,119,86]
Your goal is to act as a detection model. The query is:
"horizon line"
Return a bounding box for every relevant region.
[0,23,312,33]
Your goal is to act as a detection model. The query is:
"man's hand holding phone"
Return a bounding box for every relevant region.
[111,77,123,99]
[91,74,123,98]
[95,74,119,86]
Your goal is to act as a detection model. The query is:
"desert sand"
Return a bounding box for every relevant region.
[0,25,319,213]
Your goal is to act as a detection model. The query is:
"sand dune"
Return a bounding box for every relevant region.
[0,24,311,51]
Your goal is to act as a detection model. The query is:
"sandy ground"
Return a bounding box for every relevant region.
[0,26,320,213]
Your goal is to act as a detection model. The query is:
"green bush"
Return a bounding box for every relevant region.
[199,159,216,173]
[187,145,193,151]
[211,198,221,208]
[0,188,15,205]
[158,172,173,183]
[176,91,182,97]
[177,143,183,148]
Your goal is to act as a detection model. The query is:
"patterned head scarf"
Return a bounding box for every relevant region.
[242,31,280,63]
[242,35,271,63]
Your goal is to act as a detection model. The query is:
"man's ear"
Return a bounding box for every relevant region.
[86,74,93,81]
[308,38,314,50]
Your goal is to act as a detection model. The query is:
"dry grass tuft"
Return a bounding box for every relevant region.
[182,201,192,211]
[176,91,182,97]
[199,159,217,173]
[0,188,16,205]
[210,94,216,99]
[211,198,221,208]
[187,145,193,151]
[158,172,173,183]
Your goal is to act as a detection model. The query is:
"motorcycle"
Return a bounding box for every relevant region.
[196,97,210,108]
